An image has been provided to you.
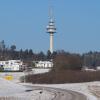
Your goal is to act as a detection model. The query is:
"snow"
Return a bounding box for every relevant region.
[0,78,26,96]
[32,68,50,74]
[0,68,50,83]
[26,82,98,100]
[0,78,55,100]
[0,72,24,83]
[14,89,55,100]
[0,72,99,100]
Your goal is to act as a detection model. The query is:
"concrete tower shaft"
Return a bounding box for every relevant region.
[46,9,56,53]
[50,33,53,54]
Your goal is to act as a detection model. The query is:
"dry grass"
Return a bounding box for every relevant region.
[0,97,23,100]
[88,86,100,98]
[26,70,100,84]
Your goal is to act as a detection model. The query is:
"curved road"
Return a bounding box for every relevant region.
[25,85,87,100]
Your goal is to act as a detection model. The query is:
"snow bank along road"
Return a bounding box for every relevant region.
[24,85,87,100]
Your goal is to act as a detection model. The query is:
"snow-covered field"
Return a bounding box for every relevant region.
[0,78,56,100]
[0,70,100,100]
[39,82,99,100]
[0,72,24,83]
[32,68,50,74]
[22,82,99,100]
[0,78,26,96]
[0,68,50,83]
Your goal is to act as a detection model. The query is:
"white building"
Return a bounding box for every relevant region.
[0,60,23,71]
[82,66,96,71]
[35,61,53,68]
[96,66,100,70]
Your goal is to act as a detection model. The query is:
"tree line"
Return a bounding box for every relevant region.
[0,40,56,61]
[0,40,100,70]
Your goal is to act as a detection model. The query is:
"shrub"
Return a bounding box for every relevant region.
[26,70,100,84]
[52,53,82,71]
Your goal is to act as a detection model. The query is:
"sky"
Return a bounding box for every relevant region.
[0,0,100,54]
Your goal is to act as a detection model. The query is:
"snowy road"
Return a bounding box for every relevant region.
[24,85,87,100]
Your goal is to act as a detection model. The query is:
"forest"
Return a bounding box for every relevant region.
[0,40,100,69]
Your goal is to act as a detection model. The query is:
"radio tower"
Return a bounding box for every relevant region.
[46,8,56,53]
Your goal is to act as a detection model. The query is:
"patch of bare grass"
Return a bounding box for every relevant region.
[0,96,22,100]
[26,70,100,84]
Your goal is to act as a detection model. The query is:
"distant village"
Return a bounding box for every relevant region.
[0,56,100,72]
[0,60,53,71]
[0,40,100,72]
